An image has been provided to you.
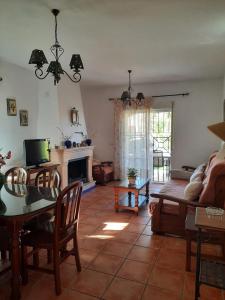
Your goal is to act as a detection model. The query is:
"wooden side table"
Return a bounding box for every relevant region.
[195,207,225,300]
[113,178,150,215]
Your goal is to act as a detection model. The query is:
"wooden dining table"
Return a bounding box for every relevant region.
[0,183,59,300]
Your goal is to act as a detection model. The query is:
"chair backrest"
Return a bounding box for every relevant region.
[35,168,61,188]
[54,181,82,240]
[5,167,28,184]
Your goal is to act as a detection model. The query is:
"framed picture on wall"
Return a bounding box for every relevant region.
[6,98,17,116]
[19,110,28,126]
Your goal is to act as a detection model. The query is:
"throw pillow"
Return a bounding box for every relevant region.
[184,181,203,201]
[190,170,204,182]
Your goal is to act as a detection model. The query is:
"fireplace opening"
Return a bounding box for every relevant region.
[68,157,88,184]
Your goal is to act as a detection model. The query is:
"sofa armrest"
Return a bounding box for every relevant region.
[182,165,196,171]
[150,193,206,207]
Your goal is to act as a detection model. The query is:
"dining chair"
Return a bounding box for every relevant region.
[25,168,61,264]
[21,180,83,295]
[35,168,61,188]
[5,167,28,184]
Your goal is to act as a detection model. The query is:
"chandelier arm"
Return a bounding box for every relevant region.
[35,68,50,80]
[63,70,81,83]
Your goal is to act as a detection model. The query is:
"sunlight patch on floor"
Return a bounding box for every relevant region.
[103,222,128,231]
[87,234,115,240]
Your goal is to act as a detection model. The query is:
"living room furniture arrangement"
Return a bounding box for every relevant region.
[21,181,82,296]
[150,152,225,237]
[92,161,114,184]
[194,207,225,300]
[0,183,60,299]
[113,177,150,215]
[185,211,225,272]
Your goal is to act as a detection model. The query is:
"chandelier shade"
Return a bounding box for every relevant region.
[29,9,84,85]
[29,49,48,68]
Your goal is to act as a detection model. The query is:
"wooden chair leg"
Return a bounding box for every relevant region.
[186,236,191,272]
[1,250,7,260]
[33,247,39,267]
[73,236,81,272]
[53,249,61,295]
[47,250,52,264]
[21,245,28,285]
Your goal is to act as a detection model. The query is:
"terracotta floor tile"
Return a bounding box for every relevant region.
[102,241,133,257]
[79,237,107,251]
[53,289,98,300]
[130,216,150,225]
[142,225,153,236]
[148,266,184,295]
[88,253,124,275]
[103,277,145,300]
[142,285,180,300]
[183,271,223,300]
[127,245,158,263]
[115,231,140,244]
[156,248,186,271]
[117,259,152,283]
[70,269,113,297]
[135,234,163,248]
[125,223,146,234]
[65,248,99,268]
[162,236,186,253]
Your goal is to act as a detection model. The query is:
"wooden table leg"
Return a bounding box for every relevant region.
[134,191,139,215]
[128,192,132,207]
[195,228,201,300]
[10,222,21,300]
[114,188,119,212]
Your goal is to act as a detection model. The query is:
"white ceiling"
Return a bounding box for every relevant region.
[1,0,225,86]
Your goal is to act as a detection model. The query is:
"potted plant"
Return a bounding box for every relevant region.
[127,168,138,185]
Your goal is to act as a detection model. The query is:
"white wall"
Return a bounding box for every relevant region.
[0,60,38,168]
[0,60,87,170]
[57,75,87,145]
[81,78,223,168]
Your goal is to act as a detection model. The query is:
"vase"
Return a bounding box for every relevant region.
[128,177,136,185]
[86,139,92,146]
[64,140,72,149]
[0,172,5,190]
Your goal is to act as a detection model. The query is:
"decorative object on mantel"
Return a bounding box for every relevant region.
[29,9,84,85]
[57,127,74,149]
[86,139,92,146]
[0,149,12,189]
[6,98,17,116]
[19,110,28,126]
[71,107,81,126]
[127,168,138,185]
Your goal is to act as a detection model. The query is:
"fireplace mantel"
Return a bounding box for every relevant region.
[51,146,95,190]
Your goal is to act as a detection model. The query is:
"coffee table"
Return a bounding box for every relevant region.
[113,177,150,215]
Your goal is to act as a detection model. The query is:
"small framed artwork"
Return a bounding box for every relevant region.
[19,110,28,126]
[7,98,17,116]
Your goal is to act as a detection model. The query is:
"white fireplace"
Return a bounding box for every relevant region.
[50,146,95,190]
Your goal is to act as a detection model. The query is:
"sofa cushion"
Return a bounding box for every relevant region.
[190,170,204,182]
[184,181,203,201]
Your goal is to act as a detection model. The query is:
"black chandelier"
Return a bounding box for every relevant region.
[120,70,145,106]
[29,9,84,85]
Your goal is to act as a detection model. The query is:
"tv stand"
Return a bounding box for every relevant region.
[26,163,59,184]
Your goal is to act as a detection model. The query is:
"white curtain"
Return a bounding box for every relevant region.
[114,99,153,180]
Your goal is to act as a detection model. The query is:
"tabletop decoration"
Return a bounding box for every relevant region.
[0,149,12,189]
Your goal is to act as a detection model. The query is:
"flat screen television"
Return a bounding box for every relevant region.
[24,139,50,167]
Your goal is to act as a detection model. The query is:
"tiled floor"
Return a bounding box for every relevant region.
[0,184,224,300]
